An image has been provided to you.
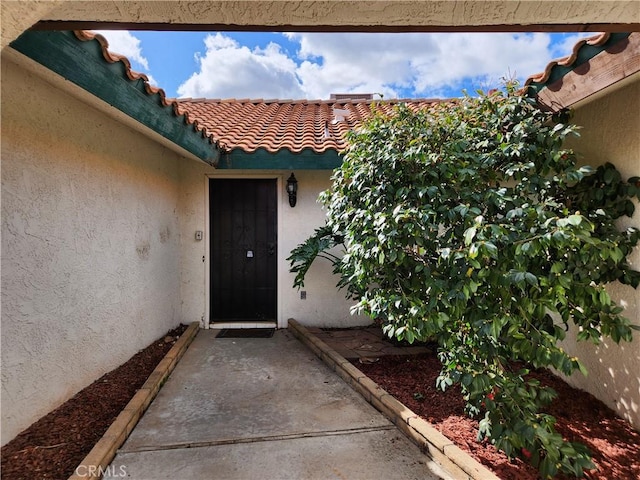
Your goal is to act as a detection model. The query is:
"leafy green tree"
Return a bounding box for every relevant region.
[289,84,640,478]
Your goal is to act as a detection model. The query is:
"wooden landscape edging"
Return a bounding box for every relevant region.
[68,322,200,480]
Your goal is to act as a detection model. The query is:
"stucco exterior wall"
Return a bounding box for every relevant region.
[0,1,63,50]
[278,170,369,327]
[3,0,638,50]
[1,56,184,445]
[178,162,368,328]
[561,76,640,429]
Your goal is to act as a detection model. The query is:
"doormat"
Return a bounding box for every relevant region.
[217,328,275,338]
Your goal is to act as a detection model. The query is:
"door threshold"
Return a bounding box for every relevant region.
[209,321,277,330]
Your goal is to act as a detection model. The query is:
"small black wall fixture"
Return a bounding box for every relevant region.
[286,172,298,207]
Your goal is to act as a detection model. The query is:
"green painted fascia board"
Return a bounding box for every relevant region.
[527,33,631,97]
[218,148,343,170]
[10,30,219,165]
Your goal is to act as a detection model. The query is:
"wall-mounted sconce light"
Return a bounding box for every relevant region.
[286,172,298,207]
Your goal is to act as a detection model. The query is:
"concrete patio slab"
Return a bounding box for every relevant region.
[105,329,453,480]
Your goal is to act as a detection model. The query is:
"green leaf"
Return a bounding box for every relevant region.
[574,358,589,377]
[567,214,582,226]
[611,247,624,263]
[558,274,572,289]
[524,272,539,287]
[405,329,415,344]
[599,289,611,306]
[464,226,477,246]
[484,242,498,258]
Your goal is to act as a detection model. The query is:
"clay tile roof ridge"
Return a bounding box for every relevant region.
[75,31,162,100]
[524,32,611,86]
[74,31,218,148]
[172,97,212,103]
[176,97,446,106]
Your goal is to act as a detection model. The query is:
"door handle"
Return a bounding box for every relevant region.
[268,243,276,255]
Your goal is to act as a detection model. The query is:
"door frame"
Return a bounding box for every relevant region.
[204,173,284,329]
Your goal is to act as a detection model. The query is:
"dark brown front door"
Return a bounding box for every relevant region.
[210,179,277,323]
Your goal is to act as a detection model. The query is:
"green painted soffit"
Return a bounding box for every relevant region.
[219,148,342,170]
[10,30,219,165]
[527,32,631,98]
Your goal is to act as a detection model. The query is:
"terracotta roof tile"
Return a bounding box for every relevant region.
[76,30,218,148]
[524,33,612,87]
[175,98,441,154]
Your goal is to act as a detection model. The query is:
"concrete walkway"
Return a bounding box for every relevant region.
[105,329,453,480]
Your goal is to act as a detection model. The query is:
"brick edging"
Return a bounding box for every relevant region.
[68,322,200,480]
[288,318,499,480]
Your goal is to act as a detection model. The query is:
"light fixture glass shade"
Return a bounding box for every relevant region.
[287,173,297,207]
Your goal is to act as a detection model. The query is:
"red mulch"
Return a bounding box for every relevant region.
[1,324,188,480]
[355,353,640,479]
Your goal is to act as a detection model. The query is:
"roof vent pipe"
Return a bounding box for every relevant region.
[332,108,350,124]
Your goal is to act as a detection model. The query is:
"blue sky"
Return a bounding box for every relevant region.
[93,30,592,100]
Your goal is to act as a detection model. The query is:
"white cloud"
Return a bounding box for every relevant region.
[290,32,433,99]
[410,33,554,95]
[288,32,558,98]
[176,31,583,100]
[93,30,150,71]
[177,33,304,99]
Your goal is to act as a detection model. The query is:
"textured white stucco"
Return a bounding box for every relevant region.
[277,170,369,327]
[177,160,215,327]
[561,76,640,429]
[38,0,640,27]
[0,1,63,50]
[3,1,639,50]
[178,162,368,329]
[1,56,184,445]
